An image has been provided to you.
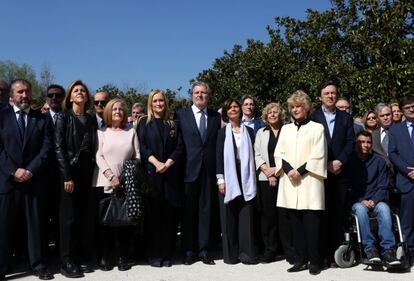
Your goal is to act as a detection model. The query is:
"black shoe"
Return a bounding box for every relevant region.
[79,263,93,273]
[33,266,54,280]
[309,264,321,275]
[99,257,112,271]
[287,263,308,272]
[200,255,215,265]
[366,248,381,263]
[61,260,83,278]
[183,255,196,265]
[383,250,401,266]
[163,259,172,267]
[117,257,131,271]
[150,260,162,268]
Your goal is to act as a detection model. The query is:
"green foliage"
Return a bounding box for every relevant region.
[195,0,414,116]
[0,60,42,98]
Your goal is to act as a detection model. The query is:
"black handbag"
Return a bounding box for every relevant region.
[99,190,139,227]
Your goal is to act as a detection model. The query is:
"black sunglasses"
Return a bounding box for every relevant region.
[47,93,63,98]
[94,100,108,107]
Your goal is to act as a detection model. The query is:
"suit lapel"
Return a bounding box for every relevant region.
[316,108,332,142]
[186,107,203,143]
[205,109,216,142]
[7,108,24,147]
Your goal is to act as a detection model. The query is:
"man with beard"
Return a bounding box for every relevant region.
[0,79,53,280]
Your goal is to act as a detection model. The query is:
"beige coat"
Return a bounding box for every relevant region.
[275,121,327,210]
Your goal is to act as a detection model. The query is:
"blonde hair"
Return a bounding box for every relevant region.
[261,102,285,125]
[103,98,128,128]
[287,90,313,115]
[146,89,170,125]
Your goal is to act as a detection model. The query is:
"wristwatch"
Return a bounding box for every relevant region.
[106,174,114,181]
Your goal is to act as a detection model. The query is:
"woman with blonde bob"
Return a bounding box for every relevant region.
[137,89,181,267]
[275,90,327,275]
[255,103,294,263]
[92,98,140,271]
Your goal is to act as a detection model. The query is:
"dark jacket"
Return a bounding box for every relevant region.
[0,107,52,193]
[137,117,181,206]
[54,109,97,181]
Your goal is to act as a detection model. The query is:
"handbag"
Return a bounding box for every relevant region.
[99,190,140,227]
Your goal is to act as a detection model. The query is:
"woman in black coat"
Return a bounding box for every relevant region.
[137,89,181,267]
[54,80,97,278]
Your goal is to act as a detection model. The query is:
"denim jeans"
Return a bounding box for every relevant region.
[352,201,396,254]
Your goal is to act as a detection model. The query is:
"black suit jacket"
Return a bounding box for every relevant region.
[0,107,52,194]
[310,108,355,168]
[176,106,221,183]
[138,117,181,206]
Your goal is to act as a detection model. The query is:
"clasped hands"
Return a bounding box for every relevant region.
[13,168,32,183]
[327,160,342,175]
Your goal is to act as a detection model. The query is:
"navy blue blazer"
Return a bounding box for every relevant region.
[137,117,181,206]
[175,106,221,183]
[310,108,355,167]
[388,121,414,193]
[0,107,53,194]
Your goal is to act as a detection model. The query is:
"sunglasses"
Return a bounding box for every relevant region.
[94,100,108,107]
[367,116,376,121]
[47,93,63,98]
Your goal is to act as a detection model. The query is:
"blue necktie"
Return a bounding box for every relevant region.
[199,111,206,142]
[18,111,26,141]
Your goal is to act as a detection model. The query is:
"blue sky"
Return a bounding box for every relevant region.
[1,0,332,96]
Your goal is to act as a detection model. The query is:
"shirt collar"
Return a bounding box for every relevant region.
[191,104,207,115]
[13,105,30,115]
[322,105,336,115]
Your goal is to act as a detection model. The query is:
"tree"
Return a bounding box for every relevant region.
[39,64,55,95]
[194,0,414,115]
[0,60,42,98]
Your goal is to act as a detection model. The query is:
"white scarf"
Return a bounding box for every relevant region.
[223,123,257,203]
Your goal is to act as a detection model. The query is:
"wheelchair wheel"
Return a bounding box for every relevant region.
[334,245,356,268]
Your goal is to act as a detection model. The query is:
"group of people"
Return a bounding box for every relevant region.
[1,78,414,280]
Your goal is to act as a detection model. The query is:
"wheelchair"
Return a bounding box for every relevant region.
[334,207,411,271]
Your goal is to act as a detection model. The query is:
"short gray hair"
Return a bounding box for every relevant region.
[132,102,144,110]
[374,103,391,115]
[191,81,210,95]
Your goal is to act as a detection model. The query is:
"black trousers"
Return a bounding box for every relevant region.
[219,194,258,264]
[0,185,43,272]
[400,188,414,255]
[257,181,294,258]
[323,174,350,261]
[181,167,215,256]
[289,209,322,266]
[94,188,130,259]
[144,195,176,262]
[59,156,95,262]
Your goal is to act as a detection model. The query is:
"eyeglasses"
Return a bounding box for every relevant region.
[47,93,63,98]
[94,100,107,107]
[367,116,376,121]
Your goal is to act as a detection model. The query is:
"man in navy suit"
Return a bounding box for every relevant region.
[310,81,355,267]
[0,79,53,280]
[176,82,221,265]
[389,95,414,258]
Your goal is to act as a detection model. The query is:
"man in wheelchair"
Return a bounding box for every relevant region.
[350,131,401,266]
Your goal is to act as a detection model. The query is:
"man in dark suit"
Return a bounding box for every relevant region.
[0,79,53,280]
[42,84,65,257]
[176,82,221,265]
[372,103,394,184]
[310,81,355,267]
[388,95,414,259]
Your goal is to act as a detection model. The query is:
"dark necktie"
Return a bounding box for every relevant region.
[411,124,414,148]
[18,111,26,141]
[381,129,389,154]
[199,110,206,142]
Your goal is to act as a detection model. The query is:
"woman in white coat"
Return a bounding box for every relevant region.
[275,90,327,275]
